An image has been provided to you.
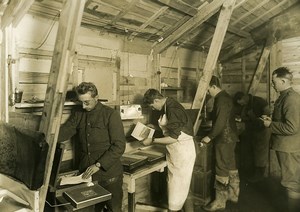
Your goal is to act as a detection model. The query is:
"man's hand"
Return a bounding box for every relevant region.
[201,136,211,144]
[142,138,153,146]
[82,164,100,179]
[260,115,272,127]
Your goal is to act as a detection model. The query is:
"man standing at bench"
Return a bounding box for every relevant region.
[58,82,126,212]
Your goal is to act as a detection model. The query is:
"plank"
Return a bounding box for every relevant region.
[1,0,35,29]
[248,44,271,95]
[19,71,49,84]
[128,6,168,40]
[192,0,236,134]
[38,0,86,210]
[0,27,11,122]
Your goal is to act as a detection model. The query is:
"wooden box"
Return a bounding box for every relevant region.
[63,184,111,209]
[194,139,213,172]
[190,168,212,203]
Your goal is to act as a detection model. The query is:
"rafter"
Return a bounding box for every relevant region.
[109,0,139,25]
[231,0,270,25]
[128,6,168,40]
[1,0,35,29]
[241,0,291,30]
[152,0,226,54]
[157,0,198,16]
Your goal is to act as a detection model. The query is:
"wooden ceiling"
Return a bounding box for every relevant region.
[1,0,299,60]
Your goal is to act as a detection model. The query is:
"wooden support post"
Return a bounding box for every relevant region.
[241,53,246,92]
[269,41,282,108]
[248,44,272,95]
[38,0,86,210]
[192,0,236,133]
[1,0,35,29]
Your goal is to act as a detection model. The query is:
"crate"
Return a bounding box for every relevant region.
[194,138,213,172]
[190,168,213,202]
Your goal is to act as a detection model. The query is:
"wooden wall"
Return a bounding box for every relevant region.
[222,47,268,98]
[282,37,300,93]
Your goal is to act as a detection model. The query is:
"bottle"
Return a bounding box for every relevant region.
[15,88,23,103]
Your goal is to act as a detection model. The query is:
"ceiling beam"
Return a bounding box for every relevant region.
[1,0,35,29]
[38,0,86,210]
[241,0,291,30]
[222,2,300,62]
[156,0,198,16]
[231,0,270,25]
[251,2,300,43]
[128,6,168,40]
[219,37,255,62]
[109,0,138,25]
[152,0,226,54]
[158,0,250,40]
[206,20,250,38]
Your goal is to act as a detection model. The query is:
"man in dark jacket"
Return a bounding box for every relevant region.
[58,82,126,212]
[234,92,271,182]
[262,67,300,212]
[202,76,240,211]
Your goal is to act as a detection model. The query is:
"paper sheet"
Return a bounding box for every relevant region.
[131,122,155,141]
[60,174,92,186]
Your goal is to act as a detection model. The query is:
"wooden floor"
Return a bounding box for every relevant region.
[192,177,287,212]
[44,175,287,212]
[136,177,287,212]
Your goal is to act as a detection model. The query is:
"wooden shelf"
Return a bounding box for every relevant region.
[161,87,183,90]
[15,101,79,109]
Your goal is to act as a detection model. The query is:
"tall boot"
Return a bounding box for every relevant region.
[228,170,240,203]
[287,190,300,212]
[203,180,228,211]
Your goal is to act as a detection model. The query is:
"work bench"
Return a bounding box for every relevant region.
[123,160,167,212]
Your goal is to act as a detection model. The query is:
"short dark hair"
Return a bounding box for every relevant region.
[75,82,98,97]
[209,75,221,88]
[143,89,164,105]
[272,67,293,81]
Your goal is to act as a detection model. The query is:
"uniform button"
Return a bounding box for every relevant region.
[88,152,91,155]
[88,143,90,146]
[87,133,90,136]
[87,123,90,126]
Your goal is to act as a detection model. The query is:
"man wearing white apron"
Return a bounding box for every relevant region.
[143,89,196,212]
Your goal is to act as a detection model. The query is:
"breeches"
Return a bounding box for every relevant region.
[215,142,237,177]
[276,151,300,193]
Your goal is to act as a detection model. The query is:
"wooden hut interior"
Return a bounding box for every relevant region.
[0,0,300,211]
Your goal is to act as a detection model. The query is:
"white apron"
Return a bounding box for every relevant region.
[158,111,196,210]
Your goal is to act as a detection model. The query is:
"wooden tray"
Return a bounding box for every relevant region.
[121,153,148,172]
[132,150,165,164]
